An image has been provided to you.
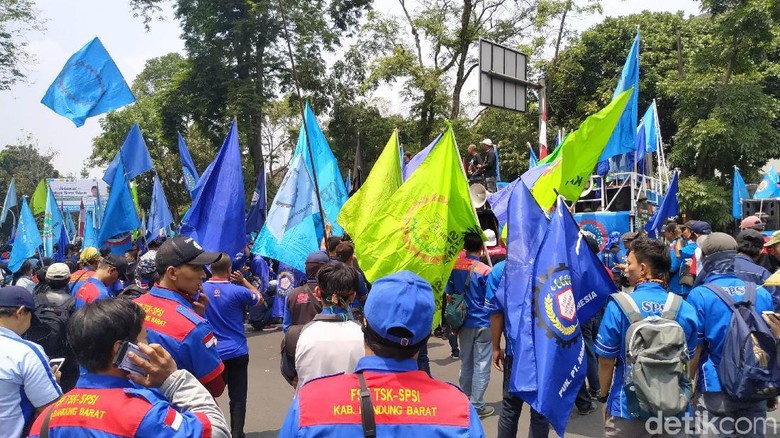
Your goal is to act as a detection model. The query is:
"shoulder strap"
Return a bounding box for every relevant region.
[304,284,323,313]
[357,372,376,438]
[69,271,89,293]
[39,405,55,438]
[612,292,643,324]
[742,282,757,307]
[661,293,683,320]
[704,284,737,311]
[462,261,479,293]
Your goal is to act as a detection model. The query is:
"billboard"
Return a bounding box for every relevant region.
[47,178,110,212]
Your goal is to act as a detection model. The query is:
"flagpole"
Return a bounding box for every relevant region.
[277,0,329,238]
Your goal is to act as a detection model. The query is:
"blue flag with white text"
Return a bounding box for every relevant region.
[8,199,42,273]
[181,122,246,256]
[755,167,780,199]
[403,134,441,181]
[103,123,154,184]
[733,167,749,219]
[43,187,64,258]
[246,167,267,234]
[178,132,200,199]
[265,155,319,243]
[1,178,17,225]
[149,174,174,238]
[599,32,639,161]
[97,159,141,254]
[41,37,135,127]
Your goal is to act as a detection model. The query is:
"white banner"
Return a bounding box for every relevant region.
[47,178,109,212]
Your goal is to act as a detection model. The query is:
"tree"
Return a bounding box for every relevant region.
[0,0,42,90]
[0,134,60,199]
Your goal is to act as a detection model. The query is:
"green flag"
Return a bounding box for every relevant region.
[353,123,481,328]
[30,179,47,215]
[532,88,633,210]
[337,130,402,240]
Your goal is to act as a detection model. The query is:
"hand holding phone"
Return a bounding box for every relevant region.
[113,341,150,377]
[762,311,780,338]
[49,358,65,374]
[124,343,178,388]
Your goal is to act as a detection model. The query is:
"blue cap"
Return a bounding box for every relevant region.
[305,251,329,264]
[364,271,434,346]
[691,221,712,235]
[0,286,35,311]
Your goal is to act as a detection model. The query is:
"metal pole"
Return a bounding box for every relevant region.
[277,0,328,238]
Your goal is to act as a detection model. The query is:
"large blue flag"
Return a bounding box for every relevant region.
[82,211,98,249]
[1,178,17,225]
[573,211,631,252]
[402,134,441,181]
[43,186,64,258]
[487,164,550,231]
[8,199,42,273]
[645,171,679,239]
[754,167,780,199]
[41,37,135,127]
[733,167,750,219]
[181,122,246,256]
[149,174,174,238]
[178,132,200,199]
[599,32,639,161]
[97,159,141,254]
[265,155,319,243]
[56,222,69,262]
[103,123,155,184]
[246,167,267,234]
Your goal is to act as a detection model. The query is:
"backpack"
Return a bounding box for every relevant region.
[444,261,478,331]
[705,283,779,401]
[612,292,691,418]
[23,294,73,359]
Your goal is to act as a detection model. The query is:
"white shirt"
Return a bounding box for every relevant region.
[295,318,364,388]
[14,277,35,294]
[0,326,61,437]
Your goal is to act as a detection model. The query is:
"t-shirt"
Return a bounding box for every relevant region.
[482,149,497,177]
[74,277,111,309]
[446,255,494,328]
[202,279,261,360]
[594,282,699,419]
[485,261,512,356]
[295,308,364,388]
[686,275,774,393]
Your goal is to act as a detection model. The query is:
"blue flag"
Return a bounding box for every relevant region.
[1,178,17,225]
[755,167,780,199]
[82,211,98,249]
[528,144,538,168]
[631,122,647,175]
[246,167,267,234]
[599,32,639,161]
[178,132,200,199]
[97,159,141,254]
[65,211,77,243]
[295,102,348,235]
[495,144,502,181]
[573,211,631,253]
[8,199,42,273]
[56,222,70,262]
[273,262,307,318]
[265,154,320,243]
[149,174,174,238]
[733,167,750,219]
[41,37,135,127]
[643,101,659,153]
[103,124,155,184]
[645,171,680,239]
[181,122,246,256]
[403,134,441,181]
[487,164,550,231]
[43,186,64,258]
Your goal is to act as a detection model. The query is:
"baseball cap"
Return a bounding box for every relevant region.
[305,251,330,264]
[737,229,765,246]
[102,254,130,283]
[364,271,435,346]
[690,221,712,235]
[740,216,764,231]
[764,230,780,248]
[0,286,35,311]
[79,247,101,264]
[45,263,71,281]
[620,231,637,241]
[481,138,493,146]
[700,232,737,256]
[484,229,498,247]
[155,237,222,269]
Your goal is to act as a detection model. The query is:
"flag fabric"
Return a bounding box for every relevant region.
[532,89,633,210]
[599,32,639,161]
[178,132,200,199]
[352,124,481,328]
[338,130,402,241]
[643,101,659,153]
[8,199,42,273]
[97,159,141,254]
[403,134,442,181]
[65,210,77,242]
[645,171,680,239]
[93,180,104,229]
[494,144,502,181]
[31,180,47,215]
[529,144,539,168]
[102,123,155,184]
[82,211,98,249]
[77,200,86,238]
[41,37,135,127]
[56,222,69,262]
[351,137,364,195]
[181,122,246,256]
[733,167,750,219]
[345,169,352,195]
[148,174,174,238]
[754,167,780,199]
[631,122,647,175]
[273,262,307,318]
[295,102,348,235]
[487,164,550,231]
[265,154,320,243]
[1,178,17,224]
[246,167,268,234]
[43,187,64,258]
[539,89,548,159]
[573,211,631,252]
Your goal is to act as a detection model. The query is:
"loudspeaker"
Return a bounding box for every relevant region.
[743,200,780,230]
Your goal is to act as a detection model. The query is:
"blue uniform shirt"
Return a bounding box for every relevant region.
[686,275,774,393]
[733,254,779,311]
[594,282,700,419]
[485,261,513,356]
[202,279,261,360]
[74,277,111,309]
[445,255,494,328]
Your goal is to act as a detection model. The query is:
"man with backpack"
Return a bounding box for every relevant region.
[687,233,777,437]
[595,238,699,437]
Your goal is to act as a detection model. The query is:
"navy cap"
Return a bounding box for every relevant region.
[0,286,35,311]
[364,271,435,346]
[305,251,330,264]
[691,221,712,235]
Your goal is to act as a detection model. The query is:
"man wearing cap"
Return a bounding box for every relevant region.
[134,237,226,398]
[687,233,774,433]
[735,229,779,310]
[0,286,62,437]
[759,230,780,274]
[279,271,486,437]
[74,254,128,310]
[478,139,497,192]
[69,247,101,293]
[282,250,328,333]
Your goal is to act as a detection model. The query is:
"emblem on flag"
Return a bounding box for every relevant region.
[536,263,580,347]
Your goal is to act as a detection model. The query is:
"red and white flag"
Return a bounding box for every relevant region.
[539,89,548,159]
[77,200,86,238]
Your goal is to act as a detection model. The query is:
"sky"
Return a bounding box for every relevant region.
[0,0,701,179]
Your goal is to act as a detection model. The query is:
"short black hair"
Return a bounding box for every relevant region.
[334,241,355,263]
[68,298,145,372]
[99,247,111,257]
[326,236,343,254]
[364,325,427,360]
[584,235,600,254]
[147,239,162,250]
[316,262,359,300]
[464,233,483,252]
[48,278,69,290]
[210,252,232,274]
[630,237,671,277]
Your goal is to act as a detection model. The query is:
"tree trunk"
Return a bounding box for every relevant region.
[449,0,474,119]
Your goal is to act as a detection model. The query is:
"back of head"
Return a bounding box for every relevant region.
[630,237,671,277]
[700,232,738,257]
[584,235,599,254]
[304,250,329,280]
[210,252,233,276]
[68,298,145,373]
[737,229,765,258]
[326,236,343,255]
[79,247,101,267]
[463,232,483,253]
[316,262,359,304]
[46,263,72,290]
[334,241,355,263]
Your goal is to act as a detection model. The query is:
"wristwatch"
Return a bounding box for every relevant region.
[598,394,609,403]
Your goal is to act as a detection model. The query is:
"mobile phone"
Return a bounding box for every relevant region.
[49,358,65,374]
[112,341,150,377]
[762,311,780,321]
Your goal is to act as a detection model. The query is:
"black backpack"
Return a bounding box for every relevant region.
[23,294,74,359]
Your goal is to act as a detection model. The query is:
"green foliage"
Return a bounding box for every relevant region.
[0,134,60,199]
[0,0,42,90]
[678,176,732,231]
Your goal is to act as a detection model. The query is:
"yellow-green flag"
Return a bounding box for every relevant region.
[337,130,402,240]
[30,179,47,215]
[353,123,481,328]
[532,88,634,210]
